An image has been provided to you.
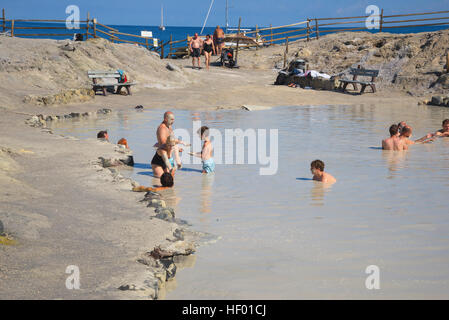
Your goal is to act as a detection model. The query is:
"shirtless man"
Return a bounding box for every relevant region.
[155,111,189,169]
[382,124,400,150]
[399,126,434,150]
[433,119,449,137]
[397,121,407,135]
[213,25,225,55]
[310,160,336,184]
[189,33,203,69]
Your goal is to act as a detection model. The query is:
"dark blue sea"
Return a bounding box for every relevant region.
[4,21,449,57]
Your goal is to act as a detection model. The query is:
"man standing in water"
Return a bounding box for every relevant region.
[189,33,203,69]
[213,25,225,55]
[310,160,337,184]
[155,111,189,169]
[399,126,434,149]
[382,124,401,150]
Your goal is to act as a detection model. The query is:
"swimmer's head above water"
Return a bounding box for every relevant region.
[442,119,449,132]
[389,124,399,137]
[160,172,174,187]
[310,159,325,174]
[401,126,412,138]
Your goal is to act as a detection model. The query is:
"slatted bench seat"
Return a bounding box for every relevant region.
[338,68,379,94]
[87,70,136,96]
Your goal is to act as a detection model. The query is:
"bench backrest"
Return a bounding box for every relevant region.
[87,70,121,79]
[349,68,379,77]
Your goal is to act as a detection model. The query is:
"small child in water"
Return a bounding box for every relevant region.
[189,126,215,174]
[310,160,336,184]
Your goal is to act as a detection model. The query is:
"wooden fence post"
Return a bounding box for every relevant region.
[93,18,97,38]
[11,19,14,37]
[315,19,319,39]
[270,24,273,45]
[446,52,449,73]
[307,19,310,41]
[86,12,90,39]
[160,41,164,59]
[255,24,259,50]
[379,9,384,32]
[169,34,173,58]
[145,37,149,50]
[2,9,5,33]
[286,36,289,54]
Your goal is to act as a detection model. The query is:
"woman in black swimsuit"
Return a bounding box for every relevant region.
[151,135,176,178]
[203,34,216,71]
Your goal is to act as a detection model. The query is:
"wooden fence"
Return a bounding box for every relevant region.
[164,9,449,59]
[2,8,449,59]
[0,9,164,56]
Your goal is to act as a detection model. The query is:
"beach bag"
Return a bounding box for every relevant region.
[117,69,128,83]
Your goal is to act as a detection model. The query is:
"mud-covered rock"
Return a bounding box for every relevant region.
[147,199,166,209]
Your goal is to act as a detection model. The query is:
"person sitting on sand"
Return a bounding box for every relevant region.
[310,160,336,184]
[189,33,203,70]
[151,135,177,178]
[382,124,401,150]
[399,126,434,149]
[432,119,449,137]
[97,130,109,141]
[189,126,215,174]
[117,138,129,149]
[133,172,174,192]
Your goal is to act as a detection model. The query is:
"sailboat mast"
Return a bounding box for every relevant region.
[225,0,228,32]
[161,4,163,27]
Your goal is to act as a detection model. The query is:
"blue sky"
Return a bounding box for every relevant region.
[2,0,449,27]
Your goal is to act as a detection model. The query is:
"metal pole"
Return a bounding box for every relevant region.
[225,0,228,33]
[235,17,241,66]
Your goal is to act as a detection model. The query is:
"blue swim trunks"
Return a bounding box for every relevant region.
[202,158,215,173]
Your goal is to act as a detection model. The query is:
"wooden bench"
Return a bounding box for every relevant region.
[338,68,379,94]
[87,70,136,96]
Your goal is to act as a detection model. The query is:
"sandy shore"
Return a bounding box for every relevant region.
[0,31,444,299]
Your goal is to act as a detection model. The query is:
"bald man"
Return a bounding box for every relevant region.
[154,111,189,169]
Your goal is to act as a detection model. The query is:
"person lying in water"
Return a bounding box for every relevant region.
[189,126,215,174]
[151,135,177,178]
[133,172,174,192]
[310,160,336,184]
